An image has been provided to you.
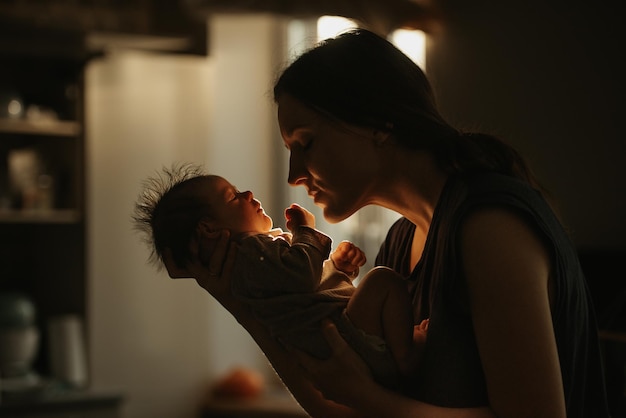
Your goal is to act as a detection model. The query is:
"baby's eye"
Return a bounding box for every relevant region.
[231,188,243,200]
[226,191,237,202]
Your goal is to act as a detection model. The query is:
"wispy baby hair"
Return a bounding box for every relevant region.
[132,162,211,270]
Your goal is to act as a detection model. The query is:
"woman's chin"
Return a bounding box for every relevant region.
[321,206,353,224]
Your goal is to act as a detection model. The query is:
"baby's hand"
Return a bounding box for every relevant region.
[331,241,366,279]
[285,203,316,231]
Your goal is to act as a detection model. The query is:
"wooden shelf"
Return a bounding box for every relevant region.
[0,209,81,224]
[0,42,88,380]
[0,118,81,137]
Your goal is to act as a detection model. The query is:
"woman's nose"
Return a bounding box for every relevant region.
[287,152,307,186]
[241,190,253,201]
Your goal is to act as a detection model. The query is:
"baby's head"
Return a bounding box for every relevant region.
[133,163,273,271]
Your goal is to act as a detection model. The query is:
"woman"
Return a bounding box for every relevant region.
[187,29,609,417]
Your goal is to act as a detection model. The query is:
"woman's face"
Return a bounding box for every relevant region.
[277,94,381,223]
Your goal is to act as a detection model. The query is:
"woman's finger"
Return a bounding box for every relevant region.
[320,320,349,353]
[294,320,373,406]
[291,347,317,378]
[162,247,193,278]
[292,321,343,376]
[195,234,239,311]
[221,241,237,277]
[206,230,231,275]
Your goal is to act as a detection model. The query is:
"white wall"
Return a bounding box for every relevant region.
[86,15,284,418]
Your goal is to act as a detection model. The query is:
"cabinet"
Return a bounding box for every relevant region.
[0,51,90,378]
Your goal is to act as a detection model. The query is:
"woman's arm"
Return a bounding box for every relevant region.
[294,207,566,418]
[460,208,566,418]
[185,228,496,417]
[296,321,497,418]
[236,309,361,417]
[184,229,360,418]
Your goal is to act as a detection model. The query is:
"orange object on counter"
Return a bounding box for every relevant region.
[211,367,266,399]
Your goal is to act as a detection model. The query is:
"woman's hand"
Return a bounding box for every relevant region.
[185,229,240,311]
[295,319,375,409]
[295,320,498,418]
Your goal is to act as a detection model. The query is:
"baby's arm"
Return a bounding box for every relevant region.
[285,203,365,278]
[239,203,331,294]
[330,241,367,279]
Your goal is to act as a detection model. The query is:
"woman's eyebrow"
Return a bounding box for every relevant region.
[283,125,312,140]
[285,125,313,144]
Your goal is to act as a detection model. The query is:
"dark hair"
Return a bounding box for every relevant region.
[274,28,544,191]
[132,163,216,270]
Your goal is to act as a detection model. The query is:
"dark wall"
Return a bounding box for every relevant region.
[426,4,626,414]
[427,0,626,251]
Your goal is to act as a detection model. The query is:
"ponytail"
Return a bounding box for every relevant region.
[438,132,556,210]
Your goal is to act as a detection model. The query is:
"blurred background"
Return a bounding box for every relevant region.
[0,0,624,417]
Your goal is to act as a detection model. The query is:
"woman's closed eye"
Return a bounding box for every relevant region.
[286,128,315,152]
[298,131,316,151]
[288,137,313,155]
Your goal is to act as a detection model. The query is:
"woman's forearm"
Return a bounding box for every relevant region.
[217,297,496,418]
[291,322,499,418]
[349,385,497,418]
[189,240,494,418]
[233,308,361,418]
[188,240,353,417]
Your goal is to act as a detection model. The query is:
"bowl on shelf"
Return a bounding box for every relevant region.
[0,292,40,387]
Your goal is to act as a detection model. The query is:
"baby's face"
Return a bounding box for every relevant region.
[198,176,273,235]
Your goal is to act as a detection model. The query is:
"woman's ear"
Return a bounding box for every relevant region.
[373,123,393,146]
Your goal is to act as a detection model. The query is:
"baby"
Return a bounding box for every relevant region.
[133,163,426,389]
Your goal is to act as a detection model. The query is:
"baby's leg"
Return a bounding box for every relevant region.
[345,266,416,375]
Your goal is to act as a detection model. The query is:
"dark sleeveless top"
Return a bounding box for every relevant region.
[375,172,610,417]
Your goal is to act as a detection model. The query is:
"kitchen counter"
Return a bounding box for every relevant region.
[201,388,308,418]
[0,386,124,418]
